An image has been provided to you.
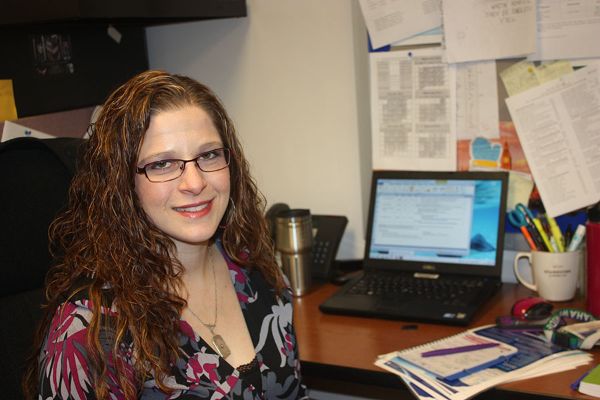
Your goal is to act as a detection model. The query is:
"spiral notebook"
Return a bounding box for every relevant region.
[385,330,518,381]
[376,325,592,400]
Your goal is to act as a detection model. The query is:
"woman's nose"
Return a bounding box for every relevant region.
[177,162,207,193]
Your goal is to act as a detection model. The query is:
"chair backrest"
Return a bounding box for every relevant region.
[0,137,83,399]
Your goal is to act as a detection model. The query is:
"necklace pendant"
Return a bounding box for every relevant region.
[212,334,231,359]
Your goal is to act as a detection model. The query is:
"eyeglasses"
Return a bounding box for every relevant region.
[136,147,231,183]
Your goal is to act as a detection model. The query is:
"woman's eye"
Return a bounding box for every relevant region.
[148,160,173,170]
[199,149,221,161]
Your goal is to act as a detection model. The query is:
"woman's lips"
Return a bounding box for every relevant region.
[173,200,212,218]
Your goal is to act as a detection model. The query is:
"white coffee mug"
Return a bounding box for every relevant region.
[513,250,582,301]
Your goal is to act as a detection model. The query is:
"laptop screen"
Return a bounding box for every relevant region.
[365,171,508,277]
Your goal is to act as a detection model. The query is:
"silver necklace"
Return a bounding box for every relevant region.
[187,248,231,359]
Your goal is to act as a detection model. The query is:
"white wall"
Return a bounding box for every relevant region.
[146,0,371,259]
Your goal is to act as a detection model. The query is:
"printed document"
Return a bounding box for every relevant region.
[390,26,443,47]
[442,0,536,63]
[370,48,456,171]
[529,0,600,61]
[450,61,499,140]
[358,0,441,49]
[506,65,600,217]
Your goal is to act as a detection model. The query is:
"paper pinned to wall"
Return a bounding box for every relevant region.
[529,0,600,61]
[450,61,499,140]
[506,65,600,217]
[507,171,534,211]
[390,26,443,47]
[500,60,574,97]
[1,120,56,142]
[499,61,540,97]
[442,0,536,64]
[358,0,441,50]
[370,48,456,171]
[0,80,18,121]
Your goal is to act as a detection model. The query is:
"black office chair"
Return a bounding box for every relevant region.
[0,137,83,399]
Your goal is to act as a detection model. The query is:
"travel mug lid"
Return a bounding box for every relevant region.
[589,202,600,223]
[276,208,311,223]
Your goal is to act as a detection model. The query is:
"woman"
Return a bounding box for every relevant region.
[23,70,307,399]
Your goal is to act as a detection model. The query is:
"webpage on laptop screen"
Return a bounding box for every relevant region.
[369,178,502,266]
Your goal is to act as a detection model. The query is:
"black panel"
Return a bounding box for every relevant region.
[0,23,148,117]
[0,0,247,25]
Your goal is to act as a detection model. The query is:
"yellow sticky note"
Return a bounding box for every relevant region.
[534,60,574,84]
[500,60,539,97]
[0,79,18,121]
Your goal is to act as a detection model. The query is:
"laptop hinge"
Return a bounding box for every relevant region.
[414,272,439,279]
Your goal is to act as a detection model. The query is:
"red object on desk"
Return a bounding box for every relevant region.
[587,203,600,317]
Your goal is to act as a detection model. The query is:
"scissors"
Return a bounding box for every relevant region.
[508,204,538,250]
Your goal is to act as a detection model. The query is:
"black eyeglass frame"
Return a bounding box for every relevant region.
[136,147,231,183]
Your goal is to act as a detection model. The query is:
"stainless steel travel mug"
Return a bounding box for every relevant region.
[275,209,313,296]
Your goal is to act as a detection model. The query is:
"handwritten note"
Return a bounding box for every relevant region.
[500,60,574,97]
[358,0,441,49]
[442,0,536,63]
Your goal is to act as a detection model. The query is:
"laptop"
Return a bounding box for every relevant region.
[320,170,508,325]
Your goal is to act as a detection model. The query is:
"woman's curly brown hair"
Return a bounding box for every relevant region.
[23,70,284,399]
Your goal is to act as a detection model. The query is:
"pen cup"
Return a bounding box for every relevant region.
[513,250,582,301]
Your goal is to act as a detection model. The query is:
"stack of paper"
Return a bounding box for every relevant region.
[375,325,592,400]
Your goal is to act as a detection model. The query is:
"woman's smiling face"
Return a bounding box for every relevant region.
[134,105,230,250]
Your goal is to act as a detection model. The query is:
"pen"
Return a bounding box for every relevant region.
[549,236,559,253]
[515,204,547,251]
[567,224,586,252]
[520,226,538,250]
[540,215,558,251]
[421,342,500,357]
[546,215,565,252]
[533,217,554,252]
[527,224,547,251]
[565,224,573,248]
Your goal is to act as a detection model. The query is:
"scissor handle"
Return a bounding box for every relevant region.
[515,203,535,221]
[508,209,526,227]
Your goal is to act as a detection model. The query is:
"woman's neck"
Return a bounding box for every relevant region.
[175,241,213,277]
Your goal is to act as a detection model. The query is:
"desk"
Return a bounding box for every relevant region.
[293,283,599,399]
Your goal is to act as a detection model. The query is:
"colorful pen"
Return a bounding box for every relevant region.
[421,342,500,357]
[533,217,554,252]
[527,224,546,251]
[515,205,547,251]
[519,225,538,250]
[549,236,559,253]
[546,215,565,252]
[565,224,574,248]
[567,224,586,252]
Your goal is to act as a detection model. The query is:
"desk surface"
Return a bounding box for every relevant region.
[293,282,599,399]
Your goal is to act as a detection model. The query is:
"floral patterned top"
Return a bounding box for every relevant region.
[37,247,308,399]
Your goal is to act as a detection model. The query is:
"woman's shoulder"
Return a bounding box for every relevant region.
[45,283,119,345]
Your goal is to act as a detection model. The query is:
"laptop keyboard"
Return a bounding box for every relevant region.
[347,272,486,306]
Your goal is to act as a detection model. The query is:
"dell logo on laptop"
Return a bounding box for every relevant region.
[422,264,437,271]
